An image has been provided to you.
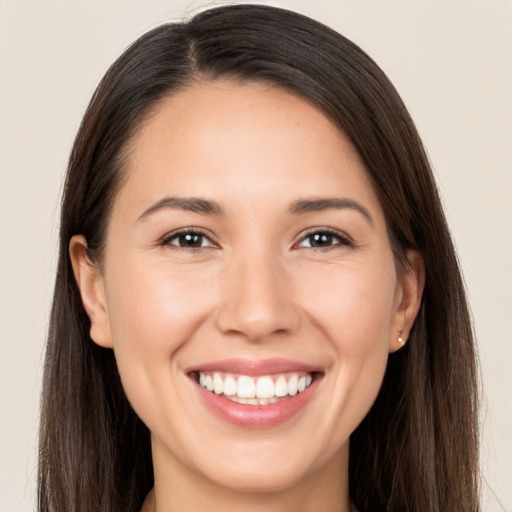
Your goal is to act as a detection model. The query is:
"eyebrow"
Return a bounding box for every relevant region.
[138,197,224,221]
[289,198,374,225]
[137,195,373,225]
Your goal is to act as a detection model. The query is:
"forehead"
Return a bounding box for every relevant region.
[113,80,383,222]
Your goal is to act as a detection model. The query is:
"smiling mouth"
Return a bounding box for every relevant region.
[191,371,316,405]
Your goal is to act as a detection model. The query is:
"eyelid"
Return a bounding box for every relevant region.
[158,226,352,250]
[160,227,220,248]
[293,227,353,249]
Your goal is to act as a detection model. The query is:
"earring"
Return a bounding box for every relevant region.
[397,329,405,345]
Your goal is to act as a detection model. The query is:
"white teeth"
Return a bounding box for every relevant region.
[223,376,237,396]
[256,376,274,398]
[237,375,256,398]
[274,376,288,397]
[197,371,315,403]
[288,375,298,396]
[229,396,260,405]
[205,375,214,392]
[213,373,223,395]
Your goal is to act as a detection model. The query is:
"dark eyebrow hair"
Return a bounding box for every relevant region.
[138,195,373,225]
[289,198,374,225]
[138,196,224,221]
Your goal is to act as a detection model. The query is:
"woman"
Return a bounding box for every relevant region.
[38,4,480,512]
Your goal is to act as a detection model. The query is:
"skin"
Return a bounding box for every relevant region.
[70,81,424,512]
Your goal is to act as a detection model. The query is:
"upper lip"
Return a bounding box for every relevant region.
[186,358,322,376]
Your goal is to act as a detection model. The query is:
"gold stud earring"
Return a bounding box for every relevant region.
[397,329,404,345]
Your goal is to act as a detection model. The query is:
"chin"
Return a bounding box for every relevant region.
[188,434,347,496]
[204,461,310,494]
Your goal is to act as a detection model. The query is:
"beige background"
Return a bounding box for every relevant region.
[1,1,511,510]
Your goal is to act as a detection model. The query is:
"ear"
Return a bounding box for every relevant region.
[69,235,113,348]
[389,249,425,353]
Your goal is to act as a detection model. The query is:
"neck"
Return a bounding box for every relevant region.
[145,438,352,512]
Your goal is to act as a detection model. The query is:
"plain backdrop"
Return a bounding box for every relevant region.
[1,1,511,510]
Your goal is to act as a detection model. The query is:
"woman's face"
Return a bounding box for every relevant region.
[72,81,421,496]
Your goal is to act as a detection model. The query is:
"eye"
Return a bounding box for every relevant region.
[295,229,352,250]
[161,229,217,249]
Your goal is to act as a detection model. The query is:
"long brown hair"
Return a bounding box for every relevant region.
[38,4,480,511]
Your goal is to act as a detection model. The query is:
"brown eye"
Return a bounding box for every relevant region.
[309,232,335,247]
[162,230,216,249]
[297,230,351,249]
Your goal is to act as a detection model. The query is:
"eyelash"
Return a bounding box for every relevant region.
[294,228,353,250]
[160,228,217,249]
[160,227,353,251]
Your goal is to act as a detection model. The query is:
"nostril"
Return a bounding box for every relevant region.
[214,258,300,340]
[215,297,300,341]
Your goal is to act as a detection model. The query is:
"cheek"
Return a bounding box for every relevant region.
[106,259,215,350]
[103,260,216,419]
[300,260,397,351]
[298,261,396,427]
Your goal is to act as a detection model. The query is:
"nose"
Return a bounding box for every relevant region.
[215,251,300,342]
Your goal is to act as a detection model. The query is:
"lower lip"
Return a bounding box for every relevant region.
[192,377,320,428]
